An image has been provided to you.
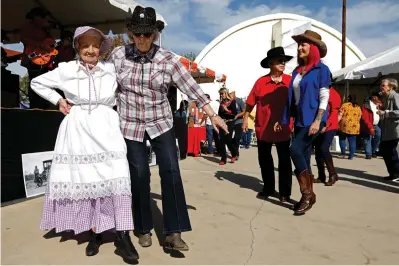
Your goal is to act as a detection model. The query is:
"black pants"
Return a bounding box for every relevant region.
[219,121,237,162]
[173,116,188,159]
[234,123,243,156]
[257,140,292,197]
[380,139,399,177]
[125,128,191,234]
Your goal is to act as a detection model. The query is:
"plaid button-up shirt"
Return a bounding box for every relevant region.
[108,44,209,142]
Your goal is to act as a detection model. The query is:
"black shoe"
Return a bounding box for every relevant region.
[115,231,139,261]
[366,155,372,159]
[372,154,377,158]
[86,231,101,256]
[257,190,277,199]
[383,174,399,181]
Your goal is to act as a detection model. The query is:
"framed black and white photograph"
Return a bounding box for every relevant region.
[21,151,53,198]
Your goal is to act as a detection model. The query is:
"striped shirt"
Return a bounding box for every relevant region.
[108,44,209,142]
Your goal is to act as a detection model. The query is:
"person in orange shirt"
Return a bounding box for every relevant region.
[243,47,293,202]
[338,95,362,160]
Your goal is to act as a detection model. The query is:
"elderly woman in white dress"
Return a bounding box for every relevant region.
[31,26,139,261]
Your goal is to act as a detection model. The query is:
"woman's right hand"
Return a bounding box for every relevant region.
[58,98,72,115]
[274,122,282,132]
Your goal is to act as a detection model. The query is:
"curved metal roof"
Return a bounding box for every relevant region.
[195,13,366,64]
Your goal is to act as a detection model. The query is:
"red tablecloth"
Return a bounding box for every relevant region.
[187,127,206,156]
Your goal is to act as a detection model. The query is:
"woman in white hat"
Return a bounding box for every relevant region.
[31,26,139,261]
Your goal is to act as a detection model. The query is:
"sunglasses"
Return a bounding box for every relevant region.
[276,59,287,65]
[133,32,153,38]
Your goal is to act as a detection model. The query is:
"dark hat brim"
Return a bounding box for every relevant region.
[260,54,294,68]
[128,25,157,34]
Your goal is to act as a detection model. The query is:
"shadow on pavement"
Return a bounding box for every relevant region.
[214,171,298,210]
[42,192,196,259]
[335,167,399,194]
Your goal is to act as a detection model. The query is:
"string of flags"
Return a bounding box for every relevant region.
[175,54,227,82]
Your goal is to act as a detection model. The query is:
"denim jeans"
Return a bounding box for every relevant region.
[305,146,313,175]
[206,125,214,154]
[290,123,324,174]
[363,125,382,156]
[257,140,292,197]
[339,133,357,159]
[380,139,399,176]
[241,129,253,148]
[125,128,192,234]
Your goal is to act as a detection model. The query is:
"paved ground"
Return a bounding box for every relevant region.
[2,147,399,265]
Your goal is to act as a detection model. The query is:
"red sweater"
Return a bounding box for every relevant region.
[326,87,341,131]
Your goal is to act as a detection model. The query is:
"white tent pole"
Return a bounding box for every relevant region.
[159,32,162,47]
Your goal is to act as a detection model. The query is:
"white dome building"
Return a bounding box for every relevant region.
[195,13,366,98]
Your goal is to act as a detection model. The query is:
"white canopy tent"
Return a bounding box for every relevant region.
[333,45,399,81]
[1,0,167,44]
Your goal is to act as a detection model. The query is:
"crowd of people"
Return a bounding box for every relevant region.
[13,3,399,264]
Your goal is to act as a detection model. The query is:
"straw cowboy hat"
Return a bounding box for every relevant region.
[260,46,293,68]
[126,6,165,34]
[292,30,327,58]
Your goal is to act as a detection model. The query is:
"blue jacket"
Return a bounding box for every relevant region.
[281,61,331,127]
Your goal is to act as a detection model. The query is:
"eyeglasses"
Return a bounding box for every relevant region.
[276,59,286,65]
[133,32,153,38]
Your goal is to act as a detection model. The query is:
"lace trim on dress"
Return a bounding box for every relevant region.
[47,176,131,201]
[53,151,125,164]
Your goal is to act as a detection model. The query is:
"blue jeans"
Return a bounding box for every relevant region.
[339,133,357,159]
[305,146,313,175]
[241,129,253,148]
[206,125,214,154]
[125,128,192,234]
[290,123,324,174]
[363,125,381,156]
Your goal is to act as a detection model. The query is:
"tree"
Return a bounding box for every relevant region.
[19,75,30,105]
[181,52,197,61]
[102,35,130,60]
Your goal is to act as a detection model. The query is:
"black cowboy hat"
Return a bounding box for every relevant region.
[25,7,50,20]
[126,6,164,34]
[260,46,293,68]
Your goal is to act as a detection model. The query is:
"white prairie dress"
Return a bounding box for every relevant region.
[31,60,133,234]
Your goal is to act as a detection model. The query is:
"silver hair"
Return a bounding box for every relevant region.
[382,78,398,91]
[126,30,160,43]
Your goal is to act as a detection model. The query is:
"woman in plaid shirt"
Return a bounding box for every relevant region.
[109,6,228,251]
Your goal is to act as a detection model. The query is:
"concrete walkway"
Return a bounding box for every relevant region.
[2,148,399,265]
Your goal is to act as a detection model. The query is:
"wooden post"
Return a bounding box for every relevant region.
[342,0,347,68]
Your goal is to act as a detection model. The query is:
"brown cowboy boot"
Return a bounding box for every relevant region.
[314,158,326,184]
[294,169,316,215]
[325,157,339,186]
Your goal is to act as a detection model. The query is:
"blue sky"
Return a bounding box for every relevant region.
[4,0,399,76]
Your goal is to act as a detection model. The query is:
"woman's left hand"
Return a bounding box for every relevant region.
[211,116,229,134]
[308,120,321,135]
